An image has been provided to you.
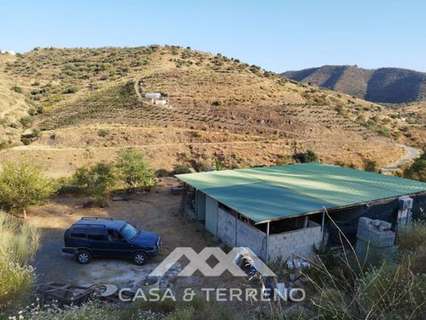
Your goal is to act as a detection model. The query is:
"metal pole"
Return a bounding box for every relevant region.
[321,209,326,232]
[321,208,326,245]
[265,221,270,262]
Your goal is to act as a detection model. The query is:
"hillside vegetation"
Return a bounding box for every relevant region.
[0,46,408,177]
[283,65,426,104]
[0,54,35,149]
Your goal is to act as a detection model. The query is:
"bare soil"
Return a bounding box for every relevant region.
[28,178,222,288]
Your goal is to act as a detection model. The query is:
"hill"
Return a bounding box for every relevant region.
[0,53,34,149]
[283,65,426,104]
[0,46,408,177]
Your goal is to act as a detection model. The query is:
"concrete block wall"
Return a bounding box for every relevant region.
[235,219,267,260]
[356,217,395,248]
[356,217,396,264]
[205,196,218,236]
[217,208,236,247]
[268,221,323,261]
[194,190,206,221]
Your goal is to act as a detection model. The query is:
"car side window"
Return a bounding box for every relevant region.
[70,227,87,239]
[88,233,108,241]
[71,232,87,239]
[108,229,123,241]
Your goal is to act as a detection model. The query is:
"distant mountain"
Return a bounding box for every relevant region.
[283,65,426,104]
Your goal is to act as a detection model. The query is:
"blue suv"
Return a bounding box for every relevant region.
[62,217,160,265]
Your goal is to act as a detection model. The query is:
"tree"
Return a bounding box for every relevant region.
[0,162,56,218]
[404,152,426,182]
[72,163,116,205]
[116,149,156,191]
[363,159,378,172]
[293,150,319,163]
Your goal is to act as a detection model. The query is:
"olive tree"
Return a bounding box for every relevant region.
[116,149,156,191]
[72,163,116,205]
[0,162,56,218]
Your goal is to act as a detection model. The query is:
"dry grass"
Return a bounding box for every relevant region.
[0,213,39,310]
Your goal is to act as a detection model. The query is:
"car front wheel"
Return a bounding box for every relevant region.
[134,252,146,265]
[76,250,91,264]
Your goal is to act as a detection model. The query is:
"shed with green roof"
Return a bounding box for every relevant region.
[176,163,426,261]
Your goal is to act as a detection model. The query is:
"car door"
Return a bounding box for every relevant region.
[107,228,134,257]
[87,227,110,257]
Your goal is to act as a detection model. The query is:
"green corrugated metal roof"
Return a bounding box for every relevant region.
[176,163,426,223]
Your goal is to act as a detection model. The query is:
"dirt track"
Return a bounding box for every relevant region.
[381,144,422,174]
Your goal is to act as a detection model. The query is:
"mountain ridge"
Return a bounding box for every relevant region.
[283,65,426,104]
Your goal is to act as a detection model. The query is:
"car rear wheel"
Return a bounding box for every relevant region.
[76,250,91,264]
[134,252,146,265]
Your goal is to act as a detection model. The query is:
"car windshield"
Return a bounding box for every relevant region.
[120,223,139,241]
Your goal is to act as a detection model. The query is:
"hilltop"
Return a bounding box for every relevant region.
[283,65,426,104]
[0,46,408,177]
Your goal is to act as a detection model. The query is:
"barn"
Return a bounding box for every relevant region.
[177,163,426,262]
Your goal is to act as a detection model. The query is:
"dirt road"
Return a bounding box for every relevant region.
[381,144,422,174]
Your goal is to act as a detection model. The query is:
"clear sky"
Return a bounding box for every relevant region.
[1,0,426,72]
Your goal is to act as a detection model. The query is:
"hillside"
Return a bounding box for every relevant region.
[0,46,407,177]
[0,53,34,149]
[283,65,426,104]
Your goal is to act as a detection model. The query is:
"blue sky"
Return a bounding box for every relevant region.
[1,0,425,72]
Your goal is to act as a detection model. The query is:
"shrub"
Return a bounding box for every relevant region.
[213,158,225,171]
[398,222,426,253]
[173,164,192,174]
[62,85,79,94]
[0,162,56,217]
[11,85,22,93]
[97,128,110,137]
[293,150,318,163]
[363,159,378,172]
[115,149,156,191]
[155,169,171,178]
[404,152,426,182]
[0,214,39,310]
[19,116,33,128]
[71,163,116,205]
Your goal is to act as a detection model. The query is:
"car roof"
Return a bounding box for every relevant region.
[72,218,127,230]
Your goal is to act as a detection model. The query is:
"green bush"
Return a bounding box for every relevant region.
[0,162,56,217]
[116,149,156,191]
[404,152,426,182]
[293,150,318,163]
[62,85,79,94]
[363,159,378,172]
[97,128,110,137]
[11,85,23,93]
[19,116,33,128]
[173,164,192,174]
[71,163,116,205]
[398,222,426,270]
[0,214,39,310]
